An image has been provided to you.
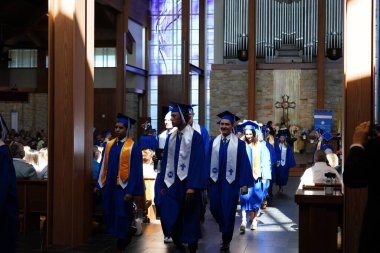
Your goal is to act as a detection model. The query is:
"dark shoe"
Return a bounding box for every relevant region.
[220,242,230,251]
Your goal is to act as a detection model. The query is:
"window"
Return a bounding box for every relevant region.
[8,49,37,68]
[94,48,116,67]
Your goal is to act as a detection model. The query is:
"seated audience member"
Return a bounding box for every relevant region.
[343,121,380,253]
[10,142,37,179]
[300,150,341,186]
[37,148,48,179]
[93,145,101,180]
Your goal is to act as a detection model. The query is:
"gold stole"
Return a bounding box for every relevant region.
[269,135,275,147]
[252,144,261,180]
[317,140,321,150]
[100,138,133,186]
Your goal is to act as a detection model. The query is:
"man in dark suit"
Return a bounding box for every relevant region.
[343,121,380,253]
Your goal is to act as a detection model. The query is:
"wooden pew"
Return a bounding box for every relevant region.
[295,183,343,253]
[17,179,48,235]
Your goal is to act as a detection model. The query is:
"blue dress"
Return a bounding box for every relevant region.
[99,141,145,239]
[208,137,253,236]
[0,145,18,253]
[275,143,296,187]
[157,130,207,244]
[240,142,271,213]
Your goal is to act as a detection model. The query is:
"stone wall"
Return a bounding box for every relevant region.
[210,67,343,136]
[210,69,248,136]
[0,93,48,132]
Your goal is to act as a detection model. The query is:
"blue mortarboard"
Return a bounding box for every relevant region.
[278,128,288,137]
[240,120,259,130]
[217,111,240,124]
[322,132,333,141]
[116,113,136,126]
[102,130,111,137]
[169,102,194,114]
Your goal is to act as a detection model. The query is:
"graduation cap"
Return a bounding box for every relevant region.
[102,130,111,137]
[278,128,289,138]
[240,120,259,130]
[217,111,240,124]
[116,113,136,126]
[169,102,194,113]
[322,132,333,141]
[169,102,194,123]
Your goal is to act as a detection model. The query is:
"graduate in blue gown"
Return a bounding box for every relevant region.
[139,119,158,151]
[239,121,271,233]
[266,126,280,198]
[275,131,296,192]
[187,105,210,223]
[157,102,207,253]
[154,111,176,243]
[96,113,145,253]
[0,115,18,253]
[208,111,253,251]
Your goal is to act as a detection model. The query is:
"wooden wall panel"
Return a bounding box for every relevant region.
[48,0,94,246]
[157,75,182,133]
[343,0,373,252]
[128,0,149,27]
[94,88,117,134]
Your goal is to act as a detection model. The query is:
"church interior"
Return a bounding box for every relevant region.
[0,0,378,252]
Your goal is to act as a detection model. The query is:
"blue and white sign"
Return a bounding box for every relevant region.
[314,110,333,133]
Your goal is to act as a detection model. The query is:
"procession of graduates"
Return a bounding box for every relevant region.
[95,103,296,253]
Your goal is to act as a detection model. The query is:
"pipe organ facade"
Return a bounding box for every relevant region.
[223,0,343,63]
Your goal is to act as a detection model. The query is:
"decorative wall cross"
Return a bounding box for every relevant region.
[275,95,296,126]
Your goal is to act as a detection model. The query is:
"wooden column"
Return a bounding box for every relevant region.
[116,0,129,113]
[344,0,373,252]
[317,0,325,109]
[181,0,190,104]
[48,0,94,246]
[198,0,206,124]
[248,0,256,119]
[37,49,48,92]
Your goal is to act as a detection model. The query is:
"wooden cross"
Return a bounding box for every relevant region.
[275,95,296,126]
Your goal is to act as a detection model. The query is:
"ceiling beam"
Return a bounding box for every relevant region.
[96,0,123,13]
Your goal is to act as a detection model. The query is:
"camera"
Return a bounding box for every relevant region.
[368,123,380,139]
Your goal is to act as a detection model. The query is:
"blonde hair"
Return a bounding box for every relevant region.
[24,148,39,168]
[326,153,339,168]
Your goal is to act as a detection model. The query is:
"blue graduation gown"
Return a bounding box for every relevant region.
[0,145,18,253]
[158,130,206,244]
[208,137,253,236]
[200,125,210,154]
[239,143,261,212]
[100,141,145,239]
[267,138,280,182]
[275,143,296,187]
[139,135,158,150]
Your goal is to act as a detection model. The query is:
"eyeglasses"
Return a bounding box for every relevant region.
[115,126,125,129]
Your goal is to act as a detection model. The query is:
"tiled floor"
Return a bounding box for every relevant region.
[16,176,300,253]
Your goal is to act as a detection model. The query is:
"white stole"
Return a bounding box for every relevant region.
[210,134,238,184]
[280,143,287,166]
[192,122,201,134]
[164,125,194,188]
